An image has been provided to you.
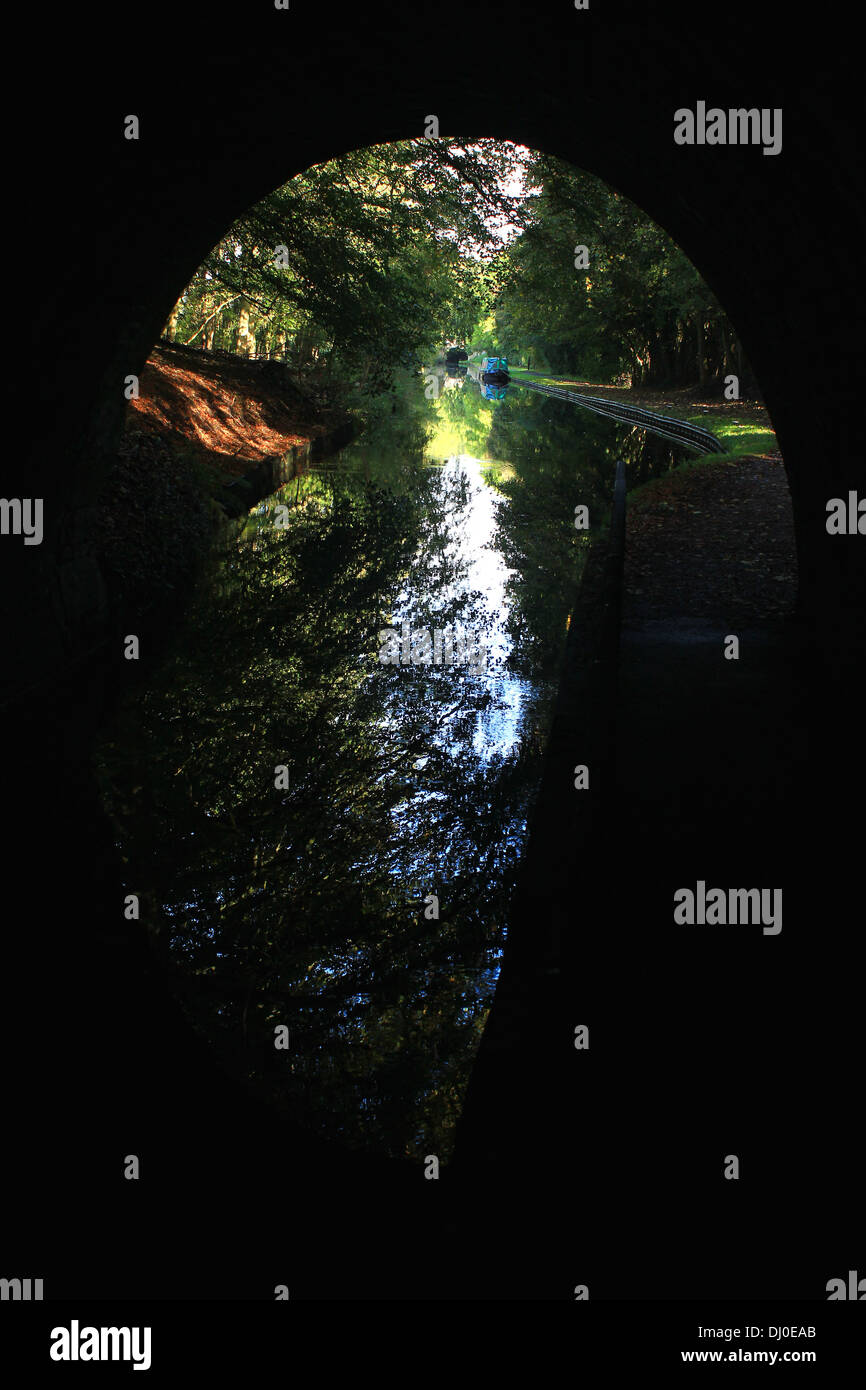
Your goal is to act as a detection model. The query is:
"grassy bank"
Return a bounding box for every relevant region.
[507,368,778,464]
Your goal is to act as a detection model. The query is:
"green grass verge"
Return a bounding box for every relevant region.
[680,413,776,460]
[508,369,777,462]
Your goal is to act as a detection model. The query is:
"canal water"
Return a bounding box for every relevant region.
[94,366,691,1162]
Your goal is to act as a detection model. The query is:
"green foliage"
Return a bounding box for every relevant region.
[166,138,747,401]
[168,138,531,394]
[491,153,751,388]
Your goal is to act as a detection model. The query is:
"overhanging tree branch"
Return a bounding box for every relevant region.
[182,295,243,345]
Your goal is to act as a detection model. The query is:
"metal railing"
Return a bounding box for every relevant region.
[512,377,725,454]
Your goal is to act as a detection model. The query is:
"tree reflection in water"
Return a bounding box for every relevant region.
[95,376,688,1160]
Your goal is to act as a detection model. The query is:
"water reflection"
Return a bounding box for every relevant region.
[95,369,691,1161]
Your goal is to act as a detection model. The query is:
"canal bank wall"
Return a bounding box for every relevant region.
[98,409,360,693]
[218,416,358,520]
[2,344,359,712]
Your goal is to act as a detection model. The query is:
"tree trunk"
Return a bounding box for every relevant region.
[696,315,707,386]
[653,340,670,386]
[165,299,182,342]
[293,322,314,369]
[236,299,251,356]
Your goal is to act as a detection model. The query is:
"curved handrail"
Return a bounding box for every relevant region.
[513,378,725,454]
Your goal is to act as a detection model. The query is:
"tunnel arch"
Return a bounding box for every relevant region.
[159,131,770,389]
[6,7,863,1301]
[13,11,864,707]
[96,127,782,496]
